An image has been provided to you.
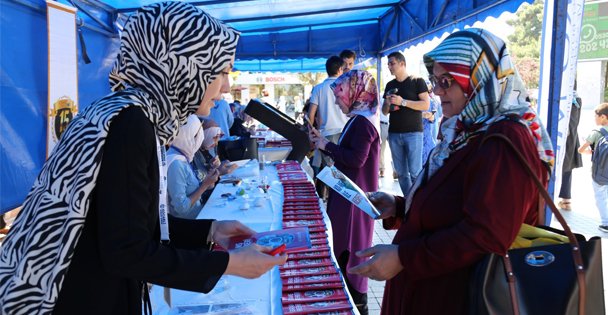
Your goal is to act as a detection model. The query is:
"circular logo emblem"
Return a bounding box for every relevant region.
[524,250,555,267]
[50,96,77,141]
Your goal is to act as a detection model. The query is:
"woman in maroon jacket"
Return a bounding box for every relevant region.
[309,70,380,315]
[349,28,555,314]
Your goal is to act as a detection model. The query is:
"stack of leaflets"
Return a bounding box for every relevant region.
[275,161,354,315]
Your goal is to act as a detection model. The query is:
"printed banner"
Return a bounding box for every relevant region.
[579,1,608,61]
[46,1,78,157]
[537,0,585,203]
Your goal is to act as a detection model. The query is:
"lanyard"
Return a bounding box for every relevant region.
[157,136,170,243]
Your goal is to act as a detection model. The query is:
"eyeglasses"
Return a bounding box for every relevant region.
[429,75,455,90]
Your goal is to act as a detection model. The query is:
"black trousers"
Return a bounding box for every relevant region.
[559,170,572,199]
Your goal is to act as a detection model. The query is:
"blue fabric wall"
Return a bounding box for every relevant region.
[0,0,117,213]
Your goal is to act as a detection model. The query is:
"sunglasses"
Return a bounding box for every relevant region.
[429,75,455,90]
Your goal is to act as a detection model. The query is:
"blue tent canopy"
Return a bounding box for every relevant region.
[60,0,532,70]
[1,0,535,213]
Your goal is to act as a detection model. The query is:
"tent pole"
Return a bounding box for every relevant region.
[544,0,568,225]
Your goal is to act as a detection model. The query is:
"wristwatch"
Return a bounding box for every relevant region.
[401,99,407,108]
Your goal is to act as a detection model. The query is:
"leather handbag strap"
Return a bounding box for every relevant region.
[481,133,587,315]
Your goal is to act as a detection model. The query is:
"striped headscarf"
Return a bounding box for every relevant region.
[109,2,239,145]
[0,2,239,313]
[404,28,554,211]
[424,28,553,167]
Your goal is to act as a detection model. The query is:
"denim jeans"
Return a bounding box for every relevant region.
[592,180,608,225]
[388,132,423,196]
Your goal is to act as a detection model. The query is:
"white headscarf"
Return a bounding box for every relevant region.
[168,115,205,165]
[203,126,222,149]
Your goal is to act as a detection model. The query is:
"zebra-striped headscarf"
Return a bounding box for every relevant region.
[0,2,239,313]
[404,28,553,212]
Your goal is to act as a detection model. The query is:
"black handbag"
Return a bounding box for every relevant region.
[469,134,605,315]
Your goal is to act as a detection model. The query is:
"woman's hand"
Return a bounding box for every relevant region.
[225,244,288,279]
[366,191,396,219]
[211,220,255,248]
[202,168,220,190]
[218,161,237,175]
[210,156,221,169]
[307,127,329,150]
[348,244,403,281]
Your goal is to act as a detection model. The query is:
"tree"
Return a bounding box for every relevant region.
[506,0,544,88]
[296,72,326,87]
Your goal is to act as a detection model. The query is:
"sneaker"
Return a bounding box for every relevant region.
[379,170,385,178]
[598,225,608,233]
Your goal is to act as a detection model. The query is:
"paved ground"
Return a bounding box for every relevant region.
[367,108,608,314]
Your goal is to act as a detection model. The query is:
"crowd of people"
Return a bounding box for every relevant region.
[0,2,603,315]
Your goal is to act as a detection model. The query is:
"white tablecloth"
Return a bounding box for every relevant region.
[150,160,357,315]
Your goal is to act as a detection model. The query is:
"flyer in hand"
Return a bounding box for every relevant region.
[316,166,381,219]
[228,227,311,252]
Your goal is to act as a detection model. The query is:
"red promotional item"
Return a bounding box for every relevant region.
[282,299,352,315]
[283,183,315,189]
[268,244,286,256]
[281,281,345,292]
[281,288,348,304]
[228,227,311,252]
[283,206,321,212]
[311,238,328,245]
[282,273,343,285]
[279,265,338,277]
[307,226,328,233]
[282,209,322,215]
[284,195,319,202]
[280,258,334,270]
[283,201,320,205]
[288,250,331,260]
[276,163,302,172]
[283,219,325,228]
[309,232,328,239]
[283,214,324,221]
[283,185,317,195]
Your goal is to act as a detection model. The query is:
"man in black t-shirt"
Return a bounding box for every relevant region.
[382,52,430,196]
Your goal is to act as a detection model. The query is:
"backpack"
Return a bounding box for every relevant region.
[591,128,608,185]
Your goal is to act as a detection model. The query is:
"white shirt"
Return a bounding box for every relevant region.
[380,112,389,123]
[310,77,349,137]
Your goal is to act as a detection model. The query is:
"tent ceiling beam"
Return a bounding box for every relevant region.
[116,0,258,13]
[400,5,425,33]
[224,3,395,23]
[239,18,378,33]
[431,0,450,28]
[381,8,399,50]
